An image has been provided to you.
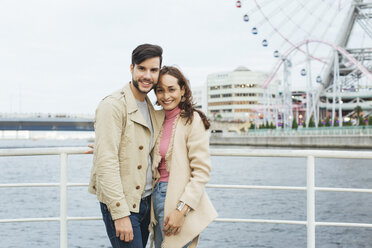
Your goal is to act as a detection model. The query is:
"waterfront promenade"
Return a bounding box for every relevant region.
[210,126,372,149]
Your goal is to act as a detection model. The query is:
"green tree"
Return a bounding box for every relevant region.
[354,105,363,125]
[308,116,315,127]
[369,116,372,126]
[318,119,323,127]
[359,116,365,126]
[292,119,298,129]
[325,117,331,127]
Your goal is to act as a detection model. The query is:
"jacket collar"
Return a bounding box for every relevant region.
[121,82,151,128]
[122,83,165,148]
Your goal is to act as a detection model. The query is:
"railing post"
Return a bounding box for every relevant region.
[60,153,68,248]
[307,155,315,248]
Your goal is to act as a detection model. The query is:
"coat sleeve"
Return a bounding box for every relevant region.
[179,114,211,210]
[94,97,130,220]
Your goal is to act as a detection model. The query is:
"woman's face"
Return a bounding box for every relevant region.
[155,74,185,111]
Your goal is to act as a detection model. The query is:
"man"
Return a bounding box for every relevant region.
[89,44,164,248]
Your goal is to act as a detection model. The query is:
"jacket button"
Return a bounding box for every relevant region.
[120,91,124,95]
[116,202,120,207]
[133,204,136,208]
[137,165,142,169]
[136,185,140,190]
[139,145,144,150]
[92,186,96,190]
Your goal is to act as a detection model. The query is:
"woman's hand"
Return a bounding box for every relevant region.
[163,209,185,236]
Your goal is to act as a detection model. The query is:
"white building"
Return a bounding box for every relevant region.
[191,86,207,113]
[207,66,279,121]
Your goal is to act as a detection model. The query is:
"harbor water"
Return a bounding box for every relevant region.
[0,139,372,248]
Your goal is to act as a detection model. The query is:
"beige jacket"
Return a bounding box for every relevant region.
[89,83,164,220]
[151,112,218,248]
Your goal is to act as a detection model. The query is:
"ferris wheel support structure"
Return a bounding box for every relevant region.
[322,0,371,86]
[282,59,293,128]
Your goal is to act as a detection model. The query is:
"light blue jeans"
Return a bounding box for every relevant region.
[153,182,191,248]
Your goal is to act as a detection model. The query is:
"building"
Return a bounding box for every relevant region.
[191,85,207,113]
[207,66,279,122]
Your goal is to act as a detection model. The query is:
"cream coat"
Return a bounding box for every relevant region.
[151,112,218,248]
[89,83,164,220]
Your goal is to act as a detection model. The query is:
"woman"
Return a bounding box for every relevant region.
[150,66,217,248]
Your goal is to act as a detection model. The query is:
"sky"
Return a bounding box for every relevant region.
[0,0,365,115]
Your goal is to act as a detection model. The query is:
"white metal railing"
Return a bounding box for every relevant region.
[1,148,372,248]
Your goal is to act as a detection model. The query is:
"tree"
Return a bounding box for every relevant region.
[354,105,363,125]
[325,117,331,127]
[292,119,298,129]
[318,119,323,127]
[308,116,315,127]
[359,116,365,126]
[369,116,372,126]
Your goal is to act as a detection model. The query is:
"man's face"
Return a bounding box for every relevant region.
[130,57,161,95]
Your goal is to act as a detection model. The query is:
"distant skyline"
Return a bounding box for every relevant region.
[0,0,363,114]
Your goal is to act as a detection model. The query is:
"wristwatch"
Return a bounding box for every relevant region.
[176,201,190,216]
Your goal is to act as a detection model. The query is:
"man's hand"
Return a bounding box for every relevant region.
[163,210,185,236]
[84,144,94,154]
[114,216,133,242]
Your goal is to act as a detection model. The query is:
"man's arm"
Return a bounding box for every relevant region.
[94,98,131,219]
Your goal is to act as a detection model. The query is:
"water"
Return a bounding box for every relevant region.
[1,139,372,248]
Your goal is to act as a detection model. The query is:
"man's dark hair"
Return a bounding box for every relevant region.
[131,44,163,67]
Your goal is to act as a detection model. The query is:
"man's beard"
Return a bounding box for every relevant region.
[132,79,154,94]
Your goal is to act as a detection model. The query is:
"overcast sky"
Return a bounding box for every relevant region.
[0,0,361,115]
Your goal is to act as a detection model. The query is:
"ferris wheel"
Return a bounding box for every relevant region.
[235,0,372,128]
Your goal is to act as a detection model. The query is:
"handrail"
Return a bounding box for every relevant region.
[1,147,372,248]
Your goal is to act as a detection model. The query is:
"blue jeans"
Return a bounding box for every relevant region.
[153,182,191,248]
[100,195,151,248]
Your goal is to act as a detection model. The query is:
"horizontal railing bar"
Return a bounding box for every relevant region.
[3,217,372,228]
[0,183,89,188]
[0,183,59,188]
[67,183,89,187]
[316,222,372,228]
[206,184,306,191]
[0,147,88,156]
[210,149,372,159]
[316,187,372,193]
[0,217,60,223]
[214,218,307,225]
[1,147,372,159]
[68,217,102,221]
[3,183,372,194]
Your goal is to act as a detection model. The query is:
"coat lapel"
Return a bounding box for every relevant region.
[122,83,150,128]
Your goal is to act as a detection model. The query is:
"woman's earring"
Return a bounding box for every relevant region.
[181,96,186,102]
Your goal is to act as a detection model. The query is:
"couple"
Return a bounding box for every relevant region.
[88,44,217,248]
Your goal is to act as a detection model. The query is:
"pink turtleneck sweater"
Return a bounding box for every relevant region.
[158,107,181,182]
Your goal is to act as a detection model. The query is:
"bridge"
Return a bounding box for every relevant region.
[0,117,94,131]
